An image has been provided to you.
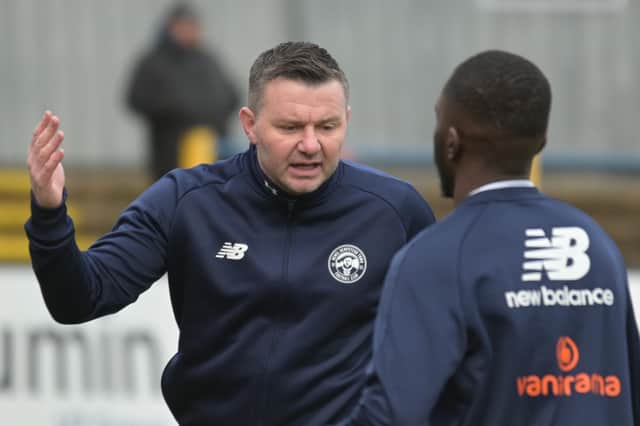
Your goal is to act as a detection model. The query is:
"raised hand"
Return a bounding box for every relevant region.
[27,111,66,208]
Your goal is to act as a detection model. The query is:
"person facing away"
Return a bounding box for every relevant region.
[25,41,436,425]
[341,50,640,425]
[126,3,240,181]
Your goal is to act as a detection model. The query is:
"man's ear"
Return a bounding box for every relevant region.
[346,105,351,123]
[446,126,462,161]
[239,107,257,145]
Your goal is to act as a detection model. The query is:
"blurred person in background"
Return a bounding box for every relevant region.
[126,3,239,181]
[25,41,436,425]
[340,50,640,425]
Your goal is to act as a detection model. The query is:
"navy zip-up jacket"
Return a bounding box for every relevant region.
[25,147,436,425]
[343,186,640,425]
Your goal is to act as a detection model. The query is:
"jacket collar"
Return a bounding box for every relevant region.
[461,185,541,207]
[468,180,535,197]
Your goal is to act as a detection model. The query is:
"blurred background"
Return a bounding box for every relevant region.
[1,0,639,424]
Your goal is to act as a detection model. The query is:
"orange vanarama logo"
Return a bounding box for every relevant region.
[556,336,579,372]
[516,336,621,398]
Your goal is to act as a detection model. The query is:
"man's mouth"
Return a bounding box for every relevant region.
[290,162,321,170]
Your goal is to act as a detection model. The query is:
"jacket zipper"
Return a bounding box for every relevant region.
[257,199,296,425]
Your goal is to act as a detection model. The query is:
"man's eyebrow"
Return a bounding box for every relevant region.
[317,116,342,124]
[273,118,304,124]
[273,116,342,125]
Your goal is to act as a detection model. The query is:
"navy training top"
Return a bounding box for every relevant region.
[343,186,640,425]
[25,147,436,426]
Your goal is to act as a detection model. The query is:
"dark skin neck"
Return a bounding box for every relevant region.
[452,155,531,206]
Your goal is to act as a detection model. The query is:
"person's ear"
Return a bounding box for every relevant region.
[345,105,351,123]
[239,107,257,145]
[446,126,462,161]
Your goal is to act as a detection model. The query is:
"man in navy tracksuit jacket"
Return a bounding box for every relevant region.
[342,51,640,425]
[25,42,435,425]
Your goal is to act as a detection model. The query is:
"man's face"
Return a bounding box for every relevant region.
[170,18,201,48]
[241,78,350,196]
[433,95,455,198]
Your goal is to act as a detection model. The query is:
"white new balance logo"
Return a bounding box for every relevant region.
[522,227,590,282]
[216,242,248,260]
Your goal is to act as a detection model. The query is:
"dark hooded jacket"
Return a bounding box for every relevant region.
[127,30,239,180]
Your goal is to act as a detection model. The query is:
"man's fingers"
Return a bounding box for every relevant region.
[29,115,62,168]
[38,130,64,164]
[38,149,65,184]
[31,111,52,145]
[27,113,65,188]
[33,115,60,150]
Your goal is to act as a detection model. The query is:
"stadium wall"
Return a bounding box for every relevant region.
[0,0,639,169]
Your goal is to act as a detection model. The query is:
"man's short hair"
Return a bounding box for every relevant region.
[444,50,551,140]
[248,41,349,112]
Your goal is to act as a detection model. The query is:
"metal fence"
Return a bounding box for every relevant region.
[1,0,638,169]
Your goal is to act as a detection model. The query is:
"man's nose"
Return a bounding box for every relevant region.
[298,125,321,154]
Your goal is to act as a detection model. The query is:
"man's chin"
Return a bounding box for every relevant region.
[437,171,454,198]
[283,179,323,196]
[440,184,454,199]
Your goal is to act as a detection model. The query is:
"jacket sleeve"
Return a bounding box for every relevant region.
[400,184,437,241]
[24,177,177,324]
[205,52,240,136]
[341,240,466,425]
[126,53,190,120]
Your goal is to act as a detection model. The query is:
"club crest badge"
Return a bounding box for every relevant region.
[328,244,367,284]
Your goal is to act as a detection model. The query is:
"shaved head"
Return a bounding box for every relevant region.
[434,50,552,200]
[443,50,551,140]
[439,50,552,177]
